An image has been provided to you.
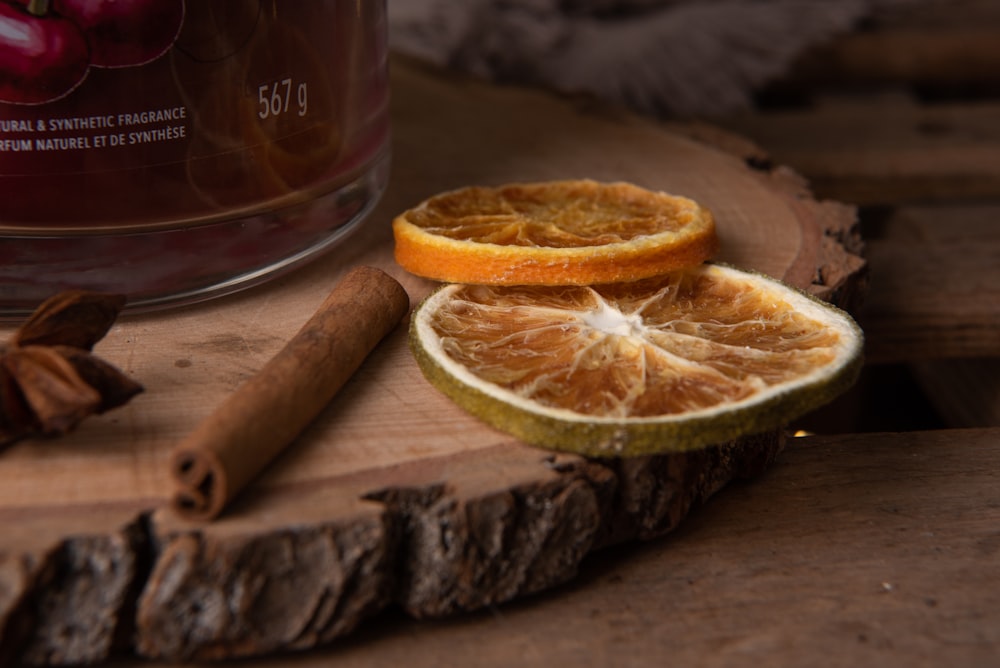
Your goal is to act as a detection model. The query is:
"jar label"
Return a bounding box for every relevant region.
[0,0,389,230]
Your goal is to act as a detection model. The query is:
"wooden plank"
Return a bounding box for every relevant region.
[873,202,1000,244]
[867,0,1000,29]
[912,359,1000,428]
[719,95,1000,205]
[858,203,1000,363]
[890,209,1000,427]
[772,0,1000,93]
[113,428,1000,668]
[0,58,862,664]
[792,29,1000,88]
[860,238,999,362]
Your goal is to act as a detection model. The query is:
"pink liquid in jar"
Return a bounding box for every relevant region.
[0,0,390,313]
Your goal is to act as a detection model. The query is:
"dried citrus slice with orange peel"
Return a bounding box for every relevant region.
[392,180,718,285]
[409,264,863,457]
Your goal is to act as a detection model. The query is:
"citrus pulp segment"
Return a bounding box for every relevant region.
[392,180,718,285]
[409,264,864,457]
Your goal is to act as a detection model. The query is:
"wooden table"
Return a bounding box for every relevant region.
[3,18,1000,664]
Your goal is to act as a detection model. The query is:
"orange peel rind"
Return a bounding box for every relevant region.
[392,179,718,285]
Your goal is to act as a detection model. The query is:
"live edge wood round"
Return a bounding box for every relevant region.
[0,57,865,665]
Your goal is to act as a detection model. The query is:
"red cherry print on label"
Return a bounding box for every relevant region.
[52,0,185,68]
[0,0,90,104]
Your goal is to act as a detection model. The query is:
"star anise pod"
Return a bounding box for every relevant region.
[0,291,143,449]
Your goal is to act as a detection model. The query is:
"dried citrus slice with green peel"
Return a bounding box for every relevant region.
[409,263,864,457]
[393,180,718,285]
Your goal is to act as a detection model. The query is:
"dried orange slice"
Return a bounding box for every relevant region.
[392,180,718,285]
[410,264,863,457]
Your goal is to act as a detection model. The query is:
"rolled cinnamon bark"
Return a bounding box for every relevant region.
[169,266,410,521]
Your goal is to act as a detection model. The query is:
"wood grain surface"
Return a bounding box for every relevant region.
[0,58,864,664]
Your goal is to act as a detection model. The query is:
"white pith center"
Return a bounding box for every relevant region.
[582,299,647,338]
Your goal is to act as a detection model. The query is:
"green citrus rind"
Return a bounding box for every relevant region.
[409,264,864,458]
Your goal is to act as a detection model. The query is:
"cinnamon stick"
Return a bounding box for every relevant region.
[169,266,409,521]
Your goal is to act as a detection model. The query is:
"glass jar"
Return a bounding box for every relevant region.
[0,0,390,314]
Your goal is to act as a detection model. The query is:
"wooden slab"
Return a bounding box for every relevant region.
[119,427,1000,668]
[0,57,863,664]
